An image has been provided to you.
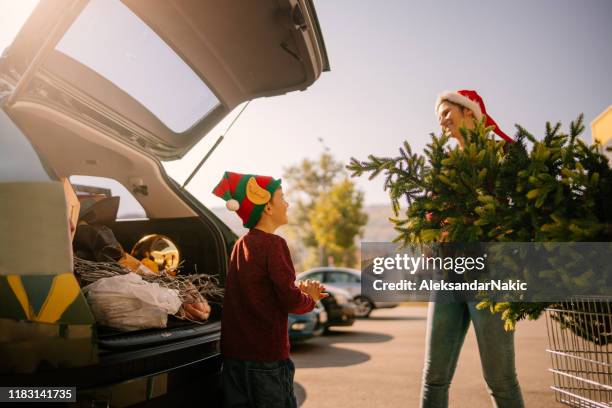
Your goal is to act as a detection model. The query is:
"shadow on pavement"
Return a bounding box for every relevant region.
[322,329,393,344]
[294,382,306,406]
[366,315,427,321]
[291,342,371,368]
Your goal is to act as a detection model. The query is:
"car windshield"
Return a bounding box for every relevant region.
[55,0,219,133]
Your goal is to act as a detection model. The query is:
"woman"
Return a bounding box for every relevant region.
[420,90,524,408]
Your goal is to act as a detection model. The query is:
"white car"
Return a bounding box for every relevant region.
[299,267,398,317]
[0,0,328,405]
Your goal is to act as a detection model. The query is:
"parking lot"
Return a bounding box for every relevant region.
[291,305,559,407]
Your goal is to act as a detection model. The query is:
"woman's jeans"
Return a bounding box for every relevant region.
[420,301,525,408]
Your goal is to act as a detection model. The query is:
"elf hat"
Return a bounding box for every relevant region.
[435,89,514,143]
[212,171,282,228]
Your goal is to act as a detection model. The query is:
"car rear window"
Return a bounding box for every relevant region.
[303,272,324,282]
[55,0,219,133]
[69,175,147,220]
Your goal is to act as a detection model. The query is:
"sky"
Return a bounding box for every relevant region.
[166,0,612,208]
[2,0,611,208]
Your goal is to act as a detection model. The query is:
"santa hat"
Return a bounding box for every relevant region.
[435,90,514,143]
[212,171,282,228]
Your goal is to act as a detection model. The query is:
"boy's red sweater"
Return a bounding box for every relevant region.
[221,228,315,361]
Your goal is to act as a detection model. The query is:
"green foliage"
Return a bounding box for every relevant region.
[310,179,368,267]
[283,151,345,255]
[284,148,368,269]
[348,115,612,330]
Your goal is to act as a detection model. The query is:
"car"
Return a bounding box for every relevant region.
[288,301,326,343]
[299,267,399,318]
[0,0,329,406]
[318,284,356,331]
[296,275,355,331]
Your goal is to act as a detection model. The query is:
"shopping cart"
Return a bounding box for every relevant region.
[545,296,612,407]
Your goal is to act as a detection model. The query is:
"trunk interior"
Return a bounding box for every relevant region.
[82,216,226,351]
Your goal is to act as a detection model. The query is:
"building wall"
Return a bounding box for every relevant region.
[591,105,612,161]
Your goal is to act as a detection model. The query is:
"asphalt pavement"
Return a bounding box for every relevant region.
[291,305,560,407]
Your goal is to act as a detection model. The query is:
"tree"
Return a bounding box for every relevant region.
[347,115,611,332]
[310,179,368,267]
[283,144,368,269]
[283,150,344,252]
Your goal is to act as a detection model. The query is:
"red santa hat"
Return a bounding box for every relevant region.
[435,89,514,143]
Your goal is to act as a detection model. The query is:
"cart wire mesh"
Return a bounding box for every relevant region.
[545,296,612,407]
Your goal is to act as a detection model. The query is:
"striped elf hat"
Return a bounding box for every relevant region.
[212,171,282,228]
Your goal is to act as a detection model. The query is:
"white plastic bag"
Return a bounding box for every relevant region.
[83,273,182,331]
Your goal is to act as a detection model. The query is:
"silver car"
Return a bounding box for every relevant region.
[298,267,398,317]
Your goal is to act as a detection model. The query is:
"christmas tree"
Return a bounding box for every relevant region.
[348,115,611,332]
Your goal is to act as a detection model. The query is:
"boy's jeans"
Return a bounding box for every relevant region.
[222,358,297,408]
[420,301,525,408]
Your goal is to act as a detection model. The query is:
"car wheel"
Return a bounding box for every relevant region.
[353,296,373,318]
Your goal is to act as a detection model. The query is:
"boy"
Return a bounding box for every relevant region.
[213,171,327,408]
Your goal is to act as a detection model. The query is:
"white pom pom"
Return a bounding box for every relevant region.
[226,199,240,211]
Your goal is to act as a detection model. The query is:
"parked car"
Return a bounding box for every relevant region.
[0,0,329,406]
[318,284,356,331]
[289,301,326,342]
[299,268,399,318]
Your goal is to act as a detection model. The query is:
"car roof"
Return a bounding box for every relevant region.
[299,267,361,276]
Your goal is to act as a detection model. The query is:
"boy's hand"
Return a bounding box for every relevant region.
[181,299,211,321]
[297,280,308,292]
[299,279,329,302]
[297,279,315,293]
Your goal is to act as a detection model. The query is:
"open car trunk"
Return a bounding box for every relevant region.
[93,216,226,351]
[1,0,329,403]
[3,0,330,160]
[2,213,230,406]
